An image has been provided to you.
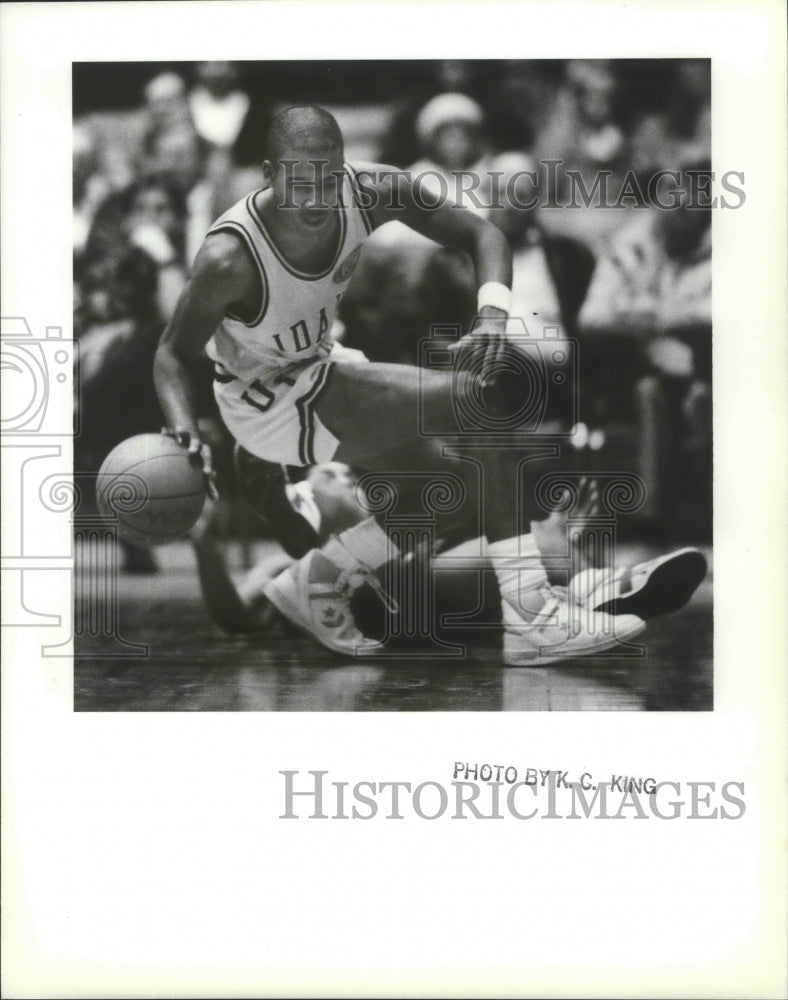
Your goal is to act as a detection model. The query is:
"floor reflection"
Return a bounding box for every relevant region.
[74,549,712,712]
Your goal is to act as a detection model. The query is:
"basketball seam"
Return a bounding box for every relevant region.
[99,451,196,479]
[97,453,203,504]
[100,490,204,503]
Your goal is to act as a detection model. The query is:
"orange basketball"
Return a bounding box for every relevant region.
[96,433,206,546]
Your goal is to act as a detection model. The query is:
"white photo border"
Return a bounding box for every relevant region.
[1,1,786,997]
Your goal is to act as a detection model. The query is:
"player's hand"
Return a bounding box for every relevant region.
[448,316,508,387]
[161,427,219,501]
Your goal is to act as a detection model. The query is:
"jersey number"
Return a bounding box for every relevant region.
[240,371,297,412]
[241,379,276,413]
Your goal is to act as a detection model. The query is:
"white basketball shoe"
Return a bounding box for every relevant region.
[488,533,646,666]
[570,548,707,619]
[264,547,389,657]
[502,584,646,666]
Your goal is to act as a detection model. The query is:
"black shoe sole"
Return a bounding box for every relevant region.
[595,548,708,619]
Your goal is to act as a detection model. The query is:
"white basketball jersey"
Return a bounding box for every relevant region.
[205,162,376,386]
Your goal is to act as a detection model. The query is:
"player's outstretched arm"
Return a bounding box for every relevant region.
[360,162,513,290]
[359,163,514,377]
[153,233,253,494]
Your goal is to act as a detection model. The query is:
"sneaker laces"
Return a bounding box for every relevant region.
[321,533,400,616]
[528,584,564,625]
[537,583,617,638]
[334,564,399,615]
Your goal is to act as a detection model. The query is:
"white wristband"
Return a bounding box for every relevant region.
[477,281,511,315]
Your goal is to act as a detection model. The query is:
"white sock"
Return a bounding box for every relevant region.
[323,517,398,572]
[487,533,549,619]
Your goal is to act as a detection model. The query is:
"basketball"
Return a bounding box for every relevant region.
[96,433,206,546]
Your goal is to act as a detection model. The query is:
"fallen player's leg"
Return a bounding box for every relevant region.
[191,462,707,652]
[262,360,645,663]
[569,548,708,619]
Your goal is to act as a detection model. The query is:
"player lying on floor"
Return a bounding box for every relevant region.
[188,457,707,649]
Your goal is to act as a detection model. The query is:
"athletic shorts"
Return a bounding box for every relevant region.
[212,343,369,467]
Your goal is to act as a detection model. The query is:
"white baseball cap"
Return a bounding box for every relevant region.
[415,92,484,145]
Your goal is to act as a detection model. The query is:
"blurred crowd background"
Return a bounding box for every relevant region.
[73,59,712,567]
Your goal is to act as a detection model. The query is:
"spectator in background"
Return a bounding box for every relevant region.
[409,92,494,216]
[344,96,594,378]
[483,60,565,154]
[78,172,217,427]
[341,91,511,367]
[75,72,194,266]
[378,60,479,168]
[73,119,139,259]
[488,153,596,339]
[630,60,711,178]
[532,58,629,250]
[187,61,263,227]
[578,162,712,536]
[123,174,190,319]
[142,71,192,134]
[188,61,251,151]
[339,92,491,366]
[75,248,161,419]
[534,61,626,180]
[138,121,226,266]
[485,153,596,433]
[138,69,251,264]
[139,120,207,198]
[73,122,110,257]
[83,173,189,322]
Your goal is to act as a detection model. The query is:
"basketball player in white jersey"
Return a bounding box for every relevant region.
[154,105,646,664]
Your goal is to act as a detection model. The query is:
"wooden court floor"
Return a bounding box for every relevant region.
[74,540,713,712]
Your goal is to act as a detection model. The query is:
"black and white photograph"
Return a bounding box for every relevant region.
[73,56,715,712]
[1,2,785,997]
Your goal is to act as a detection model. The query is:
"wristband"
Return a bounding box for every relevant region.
[477,281,511,315]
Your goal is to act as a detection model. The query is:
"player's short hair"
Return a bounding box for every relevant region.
[265,105,344,163]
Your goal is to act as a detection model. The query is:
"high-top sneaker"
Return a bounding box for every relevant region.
[264,518,397,656]
[570,548,707,619]
[488,534,646,666]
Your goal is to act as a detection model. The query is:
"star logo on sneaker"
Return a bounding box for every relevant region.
[321,605,345,629]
